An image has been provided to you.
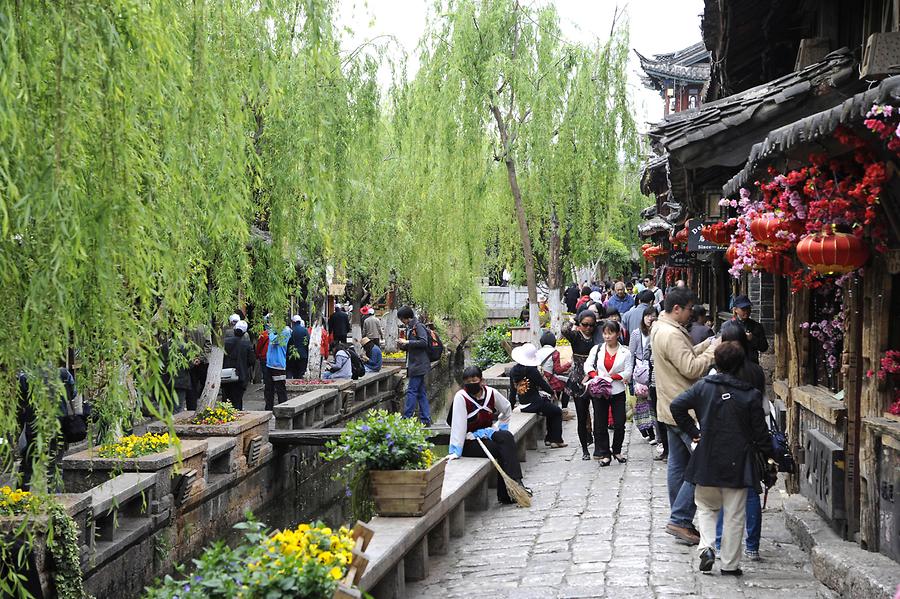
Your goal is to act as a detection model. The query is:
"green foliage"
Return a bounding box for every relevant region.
[473,324,513,369]
[322,410,434,473]
[144,516,355,599]
[47,504,91,599]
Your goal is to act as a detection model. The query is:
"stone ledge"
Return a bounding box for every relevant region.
[783,496,900,599]
[792,385,846,425]
[62,439,207,471]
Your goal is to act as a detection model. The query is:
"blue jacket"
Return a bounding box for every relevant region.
[364,344,383,372]
[605,294,634,316]
[266,323,291,370]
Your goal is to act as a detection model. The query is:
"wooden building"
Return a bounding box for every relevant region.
[638,0,900,563]
[636,42,710,116]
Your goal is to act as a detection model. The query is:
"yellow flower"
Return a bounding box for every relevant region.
[329,566,344,580]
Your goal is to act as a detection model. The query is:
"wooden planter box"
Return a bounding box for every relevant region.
[148,411,271,472]
[369,457,448,517]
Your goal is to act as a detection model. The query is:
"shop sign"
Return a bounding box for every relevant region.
[667,250,693,267]
[687,218,725,252]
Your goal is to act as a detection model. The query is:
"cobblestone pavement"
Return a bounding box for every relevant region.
[407,417,837,599]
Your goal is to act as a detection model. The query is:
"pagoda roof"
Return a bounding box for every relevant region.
[636,42,711,87]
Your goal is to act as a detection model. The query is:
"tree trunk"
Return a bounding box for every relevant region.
[548,207,563,336]
[491,104,540,344]
[196,345,224,412]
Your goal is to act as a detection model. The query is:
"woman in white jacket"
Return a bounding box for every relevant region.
[584,320,633,466]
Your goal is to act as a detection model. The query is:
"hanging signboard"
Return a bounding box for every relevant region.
[667,250,693,267]
[687,218,725,252]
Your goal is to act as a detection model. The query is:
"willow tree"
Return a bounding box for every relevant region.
[411,1,643,340]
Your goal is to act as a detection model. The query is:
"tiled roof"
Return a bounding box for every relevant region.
[648,48,858,167]
[722,76,900,197]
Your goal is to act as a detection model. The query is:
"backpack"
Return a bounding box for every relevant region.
[426,327,444,362]
[346,348,365,380]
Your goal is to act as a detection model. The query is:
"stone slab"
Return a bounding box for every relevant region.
[88,472,158,516]
[148,410,271,437]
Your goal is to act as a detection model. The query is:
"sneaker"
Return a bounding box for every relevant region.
[649,438,658,445]
[665,523,700,545]
[699,548,715,572]
[549,442,568,449]
[721,568,743,577]
[744,549,760,561]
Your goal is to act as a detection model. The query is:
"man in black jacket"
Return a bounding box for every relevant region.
[670,341,773,577]
[731,295,768,363]
[563,282,580,313]
[222,320,255,409]
[397,306,432,424]
[327,305,350,343]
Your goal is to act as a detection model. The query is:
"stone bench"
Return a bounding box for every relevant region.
[358,410,541,598]
[482,361,514,389]
[274,389,342,430]
[346,368,402,412]
[86,472,160,566]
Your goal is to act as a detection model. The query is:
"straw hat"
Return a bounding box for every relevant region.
[511,343,555,367]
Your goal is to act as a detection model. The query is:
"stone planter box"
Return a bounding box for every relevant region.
[381,357,407,368]
[148,411,271,474]
[285,379,355,392]
[62,439,207,510]
[509,326,531,344]
[369,457,448,517]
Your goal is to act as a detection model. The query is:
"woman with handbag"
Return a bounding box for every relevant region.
[562,311,600,460]
[583,320,632,466]
[629,307,658,445]
[670,341,774,576]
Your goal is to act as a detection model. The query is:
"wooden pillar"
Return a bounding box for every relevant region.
[785,286,810,494]
[842,275,864,538]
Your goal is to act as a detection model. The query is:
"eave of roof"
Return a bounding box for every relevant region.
[722,75,900,197]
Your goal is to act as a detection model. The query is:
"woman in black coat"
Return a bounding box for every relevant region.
[670,341,773,577]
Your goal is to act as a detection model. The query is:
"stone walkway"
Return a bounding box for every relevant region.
[407,417,836,599]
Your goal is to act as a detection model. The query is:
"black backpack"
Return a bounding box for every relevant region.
[426,327,444,362]
[346,348,366,380]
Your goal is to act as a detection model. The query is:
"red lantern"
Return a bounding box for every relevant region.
[754,249,793,276]
[749,217,804,246]
[701,223,732,245]
[674,226,689,244]
[725,244,738,264]
[796,232,869,274]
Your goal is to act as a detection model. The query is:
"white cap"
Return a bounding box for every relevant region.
[235,320,248,333]
[589,291,602,302]
[291,314,303,323]
[229,313,241,324]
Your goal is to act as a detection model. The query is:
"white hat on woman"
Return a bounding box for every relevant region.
[511,342,555,367]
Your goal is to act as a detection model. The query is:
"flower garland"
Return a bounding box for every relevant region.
[97,432,174,458]
[190,401,239,425]
[799,277,848,381]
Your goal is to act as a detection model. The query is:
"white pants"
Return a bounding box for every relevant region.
[695,485,748,571]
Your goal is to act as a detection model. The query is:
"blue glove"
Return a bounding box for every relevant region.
[448,444,463,458]
[498,423,509,431]
[472,428,495,440]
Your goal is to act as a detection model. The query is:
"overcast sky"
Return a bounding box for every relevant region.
[336,0,706,130]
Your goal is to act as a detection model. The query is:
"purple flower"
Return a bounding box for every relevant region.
[345,486,352,497]
[360,425,370,432]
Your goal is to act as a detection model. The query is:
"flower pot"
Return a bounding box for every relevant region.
[369,456,448,516]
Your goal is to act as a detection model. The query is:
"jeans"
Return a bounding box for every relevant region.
[716,488,761,552]
[667,427,696,527]
[592,391,626,456]
[403,375,430,424]
[286,357,308,380]
[521,397,563,443]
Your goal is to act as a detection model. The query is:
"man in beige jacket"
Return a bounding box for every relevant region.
[650,286,718,545]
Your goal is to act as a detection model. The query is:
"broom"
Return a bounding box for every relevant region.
[475,437,532,508]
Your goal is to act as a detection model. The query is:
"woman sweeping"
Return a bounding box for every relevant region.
[447,365,531,504]
[584,320,633,466]
[562,311,600,460]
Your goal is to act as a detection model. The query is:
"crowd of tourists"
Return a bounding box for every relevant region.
[448,274,781,576]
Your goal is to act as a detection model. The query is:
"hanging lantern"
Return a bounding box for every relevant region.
[674,225,689,244]
[700,220,736,245]
[725,244,738,264]
[796,232,869,274]
[754,249,793,276]
[749,217,804,246]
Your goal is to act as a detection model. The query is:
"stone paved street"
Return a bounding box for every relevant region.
[407,417,837,599]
